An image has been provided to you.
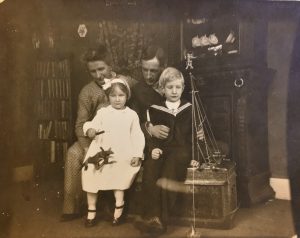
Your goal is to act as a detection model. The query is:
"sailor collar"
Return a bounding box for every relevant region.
[150,101,191,116]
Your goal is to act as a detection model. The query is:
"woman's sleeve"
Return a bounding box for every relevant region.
[75,88,93,148]
[83,109,103,135]
[130,112,145,158]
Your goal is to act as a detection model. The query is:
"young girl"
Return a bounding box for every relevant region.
[81,78,145,227]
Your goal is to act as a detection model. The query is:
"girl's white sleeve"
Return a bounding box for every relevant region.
[130,111,145,158]
[83,109,103,136]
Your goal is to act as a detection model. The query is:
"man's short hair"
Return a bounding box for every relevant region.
[141,45,166,67]
[82,45,112,65]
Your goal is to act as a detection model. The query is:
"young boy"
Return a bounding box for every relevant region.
[139,67,200,235]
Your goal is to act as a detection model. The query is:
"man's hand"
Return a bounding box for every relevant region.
[148,124,170,139]
[86,128,96,139]
[130,157,142,167]
[152,148,163,160]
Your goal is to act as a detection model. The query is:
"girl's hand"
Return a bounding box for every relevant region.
[86,128,97,139]
[152,148,163,160]
[190,159,199,168]
[130,157,141,167]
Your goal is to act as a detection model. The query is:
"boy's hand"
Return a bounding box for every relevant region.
[149,124,170,139]
[190,159,199,168]
[130,157,141,167]
[196,127,204,140]
[86,128,97,139]
[152,148,163,160]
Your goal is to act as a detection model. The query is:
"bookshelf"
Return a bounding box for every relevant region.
[34,58,72,179]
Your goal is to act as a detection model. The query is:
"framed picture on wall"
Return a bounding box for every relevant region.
[181,14,240,59]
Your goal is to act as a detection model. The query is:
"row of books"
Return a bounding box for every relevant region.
[35,60,70,79]
[36,100,70,119]
[44,141,68,163]
[35,59,71,166]
[38,120,70,140]
[36,78,70,99]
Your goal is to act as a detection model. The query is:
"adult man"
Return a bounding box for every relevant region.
[130,45,171,234]
[61,45,135,221]
[130,45,170,140]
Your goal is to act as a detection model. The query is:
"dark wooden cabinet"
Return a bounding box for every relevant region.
[182,60,275,206]
[179,0,275,206]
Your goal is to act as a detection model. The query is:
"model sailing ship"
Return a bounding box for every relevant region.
[185,52,234,238]
[186,52,227,172]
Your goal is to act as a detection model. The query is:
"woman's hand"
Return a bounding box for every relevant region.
[190,159,199,168]
[86,128,97,139]
[130,157,141,167]
[151,148,163,160]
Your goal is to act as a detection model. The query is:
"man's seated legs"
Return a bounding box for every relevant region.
[61,142,85,221]
[136,157,166,234]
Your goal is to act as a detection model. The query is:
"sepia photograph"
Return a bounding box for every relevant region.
[0,0,300,237]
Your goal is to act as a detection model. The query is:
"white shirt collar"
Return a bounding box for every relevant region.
[165,100,181,110]
[107,105,128,113]
[95,71,116,85]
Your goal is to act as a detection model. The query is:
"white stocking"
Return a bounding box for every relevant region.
[113,190,124,219]
[87,192,98,219]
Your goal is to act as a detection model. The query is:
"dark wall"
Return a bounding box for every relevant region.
[287,18,300,237]
[267,3,300,178]
[0,0,38,172]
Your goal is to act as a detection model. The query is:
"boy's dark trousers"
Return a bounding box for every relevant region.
[140,154,184,223]
[141,156,164,219]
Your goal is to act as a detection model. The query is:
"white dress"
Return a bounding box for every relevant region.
[81,105,145,193]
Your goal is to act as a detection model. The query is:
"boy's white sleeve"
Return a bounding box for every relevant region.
[130,112,145,158]
[83,109,103,135]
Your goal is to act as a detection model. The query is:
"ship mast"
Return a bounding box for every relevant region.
[186,52,224,169]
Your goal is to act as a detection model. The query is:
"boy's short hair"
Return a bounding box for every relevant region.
[158,67,185,88]
[82,44,112,65]
[141,45,166,67]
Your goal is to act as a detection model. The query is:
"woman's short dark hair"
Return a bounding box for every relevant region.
[141,45,166,66]
[82,45,112,65]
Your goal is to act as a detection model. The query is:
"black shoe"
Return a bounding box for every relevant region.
[60,213,81,222]
[85,218,97,228]
[135,216,166,235]
[112,204,126,226]
[112,215,126,226]
[85,209,97,228]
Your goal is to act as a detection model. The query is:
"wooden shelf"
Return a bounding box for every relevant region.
[34,58,72,178]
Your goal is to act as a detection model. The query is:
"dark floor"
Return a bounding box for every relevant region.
[0,177,296,238]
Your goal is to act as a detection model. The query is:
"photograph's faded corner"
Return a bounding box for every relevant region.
[0,0,299,238]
